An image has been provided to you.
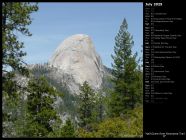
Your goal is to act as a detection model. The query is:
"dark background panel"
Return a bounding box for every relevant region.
[143,0,185,138]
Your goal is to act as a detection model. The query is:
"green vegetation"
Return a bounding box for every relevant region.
[77,106,143,138]
[109,18,143,117]
[60,118,76,137]
[2,2,38,75]
[23,76,61,137]
[78,81,96,128]
[2,2,38,137]
[2,3,143,137]
[30,64,77,117]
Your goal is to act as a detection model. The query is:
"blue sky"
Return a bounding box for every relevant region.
[21,2,143,68]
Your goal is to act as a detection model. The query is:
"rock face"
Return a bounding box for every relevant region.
[49,34,104,93]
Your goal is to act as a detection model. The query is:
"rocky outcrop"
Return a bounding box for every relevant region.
[49,34,104,94]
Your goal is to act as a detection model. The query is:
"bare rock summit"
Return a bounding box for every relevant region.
[49,34,104,93]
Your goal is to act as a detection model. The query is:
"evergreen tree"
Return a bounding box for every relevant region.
[78,81,96,129]
[24,76,61,137]
[95,92,105,122]
[2,2,38,100]
[61,118,75,137]
[2,2,38,82]
[2,3,38,137]
[109,18,142,117]
[77,106,143,138]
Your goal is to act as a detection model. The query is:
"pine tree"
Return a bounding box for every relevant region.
[61,118,75,137]
[95,92,105,122]
[24,76,61,137]
[78,81,96,129]
[109,18,142,117]
[2,2,38,74]
[2,2,38,99]
[2,3,38,137]
[2,2,38,84]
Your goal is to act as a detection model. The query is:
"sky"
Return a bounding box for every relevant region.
[21,2,143,68]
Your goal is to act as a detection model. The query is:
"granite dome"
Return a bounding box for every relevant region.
[49,34,104,92]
